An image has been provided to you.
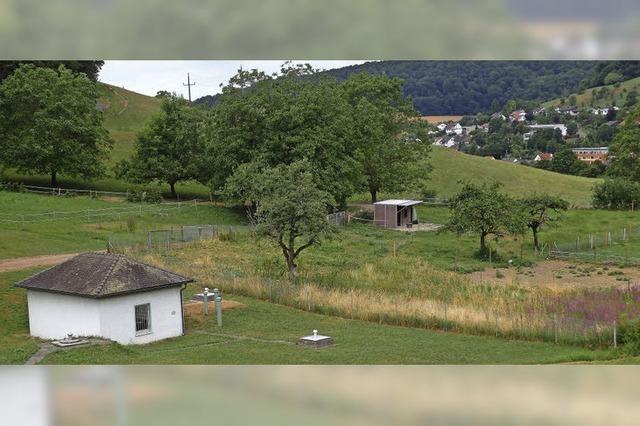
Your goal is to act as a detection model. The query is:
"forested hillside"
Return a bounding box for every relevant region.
[328,61,640,115]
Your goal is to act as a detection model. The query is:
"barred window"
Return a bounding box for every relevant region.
[135,303,151,333]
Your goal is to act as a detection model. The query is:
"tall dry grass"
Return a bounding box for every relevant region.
[135,243,616,347]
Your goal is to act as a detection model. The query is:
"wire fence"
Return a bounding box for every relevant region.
[107,224,252,252]
[0,200,208,225]
[549,224,640,264]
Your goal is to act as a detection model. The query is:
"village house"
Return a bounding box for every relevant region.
[555,106,579,116]
[373,199,422,229]
[533,107,546,116]
[509,110,527,122]
[16,252,193,345]
[571,147,609,164]
[445,122,463,135]
[590,106,619,116]
[491,112,506,121]
[528,123,568,137]
[534,152,554,162]
[436,123,448,132]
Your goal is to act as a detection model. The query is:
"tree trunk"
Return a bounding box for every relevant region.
[50,170,57,188]
[284,250,297,282]
[532,228,540,250]
[480,231,488,254]
[169,182,177,199]
[370,188,378,204]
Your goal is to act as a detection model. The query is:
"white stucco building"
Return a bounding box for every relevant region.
[16,252,193,345]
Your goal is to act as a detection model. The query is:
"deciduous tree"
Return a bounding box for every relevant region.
[448,182,526,255]
[520,194,569,250]
[116,95,206,198]
[253,161,334,281]
[0,65,111,187]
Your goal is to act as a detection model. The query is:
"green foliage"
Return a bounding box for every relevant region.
[448,182,526,254]
[126,216,137,233]
[607,107,640,182]
[253,161,335,280]
[116,95,206,197]
[592,179,640,210]
[342,72,432,202]
[520,193,569,249]
[618,316,640,355]
[0,61,104,82]
[0,65,112,186]
[326,61,618,115]
[0,181,25,193]
[125,186,163,203]
[204,64,359,208]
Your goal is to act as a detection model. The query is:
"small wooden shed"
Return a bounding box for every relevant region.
[373,199,422,228]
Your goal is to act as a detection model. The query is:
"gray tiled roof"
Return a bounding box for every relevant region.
[15,252,192,298]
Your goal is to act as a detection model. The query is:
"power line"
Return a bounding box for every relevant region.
[182,72,196,102]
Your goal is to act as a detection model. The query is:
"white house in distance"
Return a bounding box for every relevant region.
[16,252,193,345]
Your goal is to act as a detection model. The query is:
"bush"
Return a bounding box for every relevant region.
[618,316,640,355]
[351,209,374,221]
[0,181,26,193]
[126,186,163,203]
[592,179,640,209]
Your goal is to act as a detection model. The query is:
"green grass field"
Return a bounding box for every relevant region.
[543,76,640,109]
[0,191,245,259]
[0,268,618,364]
[426,147,598,206]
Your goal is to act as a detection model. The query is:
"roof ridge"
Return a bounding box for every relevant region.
[93,255,120,296]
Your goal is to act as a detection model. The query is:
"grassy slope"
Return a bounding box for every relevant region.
[426,147,598,205]
[542,76,640,109]
[97,83,162,165]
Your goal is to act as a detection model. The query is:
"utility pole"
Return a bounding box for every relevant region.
[183,72,195,102]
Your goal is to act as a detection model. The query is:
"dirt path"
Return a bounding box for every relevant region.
[468,259,640,288]
[0,253,80,273]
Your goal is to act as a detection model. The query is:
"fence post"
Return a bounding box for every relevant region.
[307,286,311,312]
[147,232,152,251]
[554,313,558,344]
[613,320,617,348]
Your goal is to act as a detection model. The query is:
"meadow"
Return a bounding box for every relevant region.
[0,191,244,259]
[0,268,619,364]
[543,76,640,109]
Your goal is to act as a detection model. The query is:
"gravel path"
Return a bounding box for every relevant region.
[0,253,80,272]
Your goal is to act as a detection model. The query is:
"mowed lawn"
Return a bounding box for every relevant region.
[0,273,609,364]
[0,191,245,259]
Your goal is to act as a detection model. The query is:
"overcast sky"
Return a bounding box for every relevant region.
[99,60,366,100]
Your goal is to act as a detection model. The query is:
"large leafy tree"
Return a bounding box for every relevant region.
[0,61,104,82]
[0,65,111,187]
[253,161,334,281]
[448,182,526,255]
[203,64,359,208]
[116,95,206,198]
[520,194,569,250]
[607,107,640,182]
[342,73,431,203]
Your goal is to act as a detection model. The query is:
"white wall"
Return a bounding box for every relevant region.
[27,291,101,340]
[99,287,183,345]
[26,287,184,345]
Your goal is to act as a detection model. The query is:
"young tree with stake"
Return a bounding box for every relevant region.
[521,194,569,250]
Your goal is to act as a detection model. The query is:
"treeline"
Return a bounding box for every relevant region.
[321,61,640,115]
[0,61,103,82]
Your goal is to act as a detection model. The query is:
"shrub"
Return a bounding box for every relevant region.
[351,209,374,221]
[592,179,640,209]
[618,316,640,355]
[0,181,26,192]
[126,186,163,203]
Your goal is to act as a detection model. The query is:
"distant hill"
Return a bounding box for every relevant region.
[324,61,638,115]
[194,61,640,115]
[427,147,597,206]
[542,76,640,110]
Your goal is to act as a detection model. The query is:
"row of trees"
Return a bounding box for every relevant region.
[448,182,569,254]
[118,64,432,206]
